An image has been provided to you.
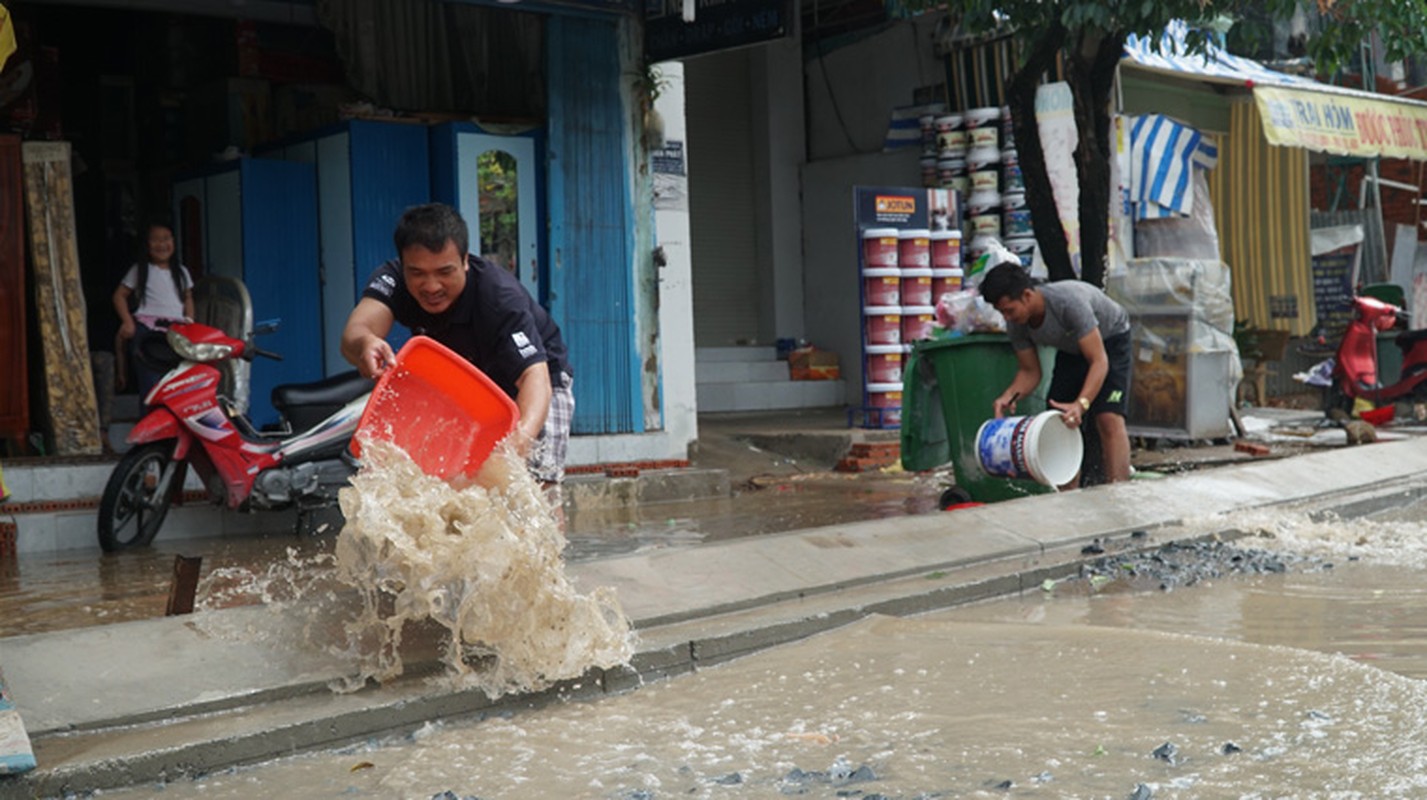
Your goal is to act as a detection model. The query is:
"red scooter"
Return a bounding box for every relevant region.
[97,321,373,552]
[1329,295,1427,409]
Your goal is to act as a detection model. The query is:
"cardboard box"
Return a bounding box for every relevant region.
[789,348,840,380]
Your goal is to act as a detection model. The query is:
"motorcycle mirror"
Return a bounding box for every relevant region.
[253,318,281,335]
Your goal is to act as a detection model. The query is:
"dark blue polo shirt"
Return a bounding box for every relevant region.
[361,255,571,399]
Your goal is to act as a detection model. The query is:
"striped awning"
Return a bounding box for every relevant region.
[1124,21,1427,161]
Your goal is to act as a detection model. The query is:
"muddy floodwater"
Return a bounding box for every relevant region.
[0,471,936,638]
[92,498,1427,799]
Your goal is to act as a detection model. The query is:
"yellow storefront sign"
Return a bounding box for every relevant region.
[1255,84,1427,161]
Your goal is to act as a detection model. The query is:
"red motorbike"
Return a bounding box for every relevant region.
[98,321,373,552]
[1329,295,1427,409]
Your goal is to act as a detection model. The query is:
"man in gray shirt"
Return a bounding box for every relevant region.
[979,262,1132,486]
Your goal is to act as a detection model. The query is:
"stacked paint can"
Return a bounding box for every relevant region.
[901,228,936,359]
[930,229,963,303]
[917,107,948,187]
[998,108,1034,267]
[859,226,906,426]
[932,113,968,196]
[862,227,902,350]
[964,106,1002,267]
[898,227,935,355]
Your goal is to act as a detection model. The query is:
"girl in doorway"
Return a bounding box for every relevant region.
[112,222,194,403]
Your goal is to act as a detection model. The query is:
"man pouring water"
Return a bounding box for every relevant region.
[341,203,574,492]
[978,261,1132,487]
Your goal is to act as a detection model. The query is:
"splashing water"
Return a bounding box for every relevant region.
[1176,504,1427,570]
[330,438,635,696]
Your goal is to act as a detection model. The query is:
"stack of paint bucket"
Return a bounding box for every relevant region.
[931,112,968,197]
[963,106,1002,270]
[918,114,938,188]
[899,228,935,352]
[861,227,903,426]
[999,107,1034,267]
[929,229,963,306]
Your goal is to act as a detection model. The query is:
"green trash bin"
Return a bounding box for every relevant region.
[901,333,1057,504]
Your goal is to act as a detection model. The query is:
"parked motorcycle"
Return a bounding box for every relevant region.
[1327,294,1427,410]
[98,321,373,552]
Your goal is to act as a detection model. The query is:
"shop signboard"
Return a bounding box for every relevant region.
[645,0,792,63]
[1256,85,1427,162]
[1309,225,1363,344]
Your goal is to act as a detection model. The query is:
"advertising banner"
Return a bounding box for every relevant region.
[1255,85,1427,161]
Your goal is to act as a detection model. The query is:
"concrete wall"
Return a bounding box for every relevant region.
[802,148,923,403]
[805,15,946,161]
[752,37,809,342]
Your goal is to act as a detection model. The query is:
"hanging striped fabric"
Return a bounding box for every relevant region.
[1129,114,1219,220]
[883,103,945,151]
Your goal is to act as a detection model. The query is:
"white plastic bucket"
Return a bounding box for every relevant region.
[966,145,1001,172]
[966,106,1001,128]
[936,129,968,158]
[970,125,999,149]
[975,411,1083,487]
[971,213,1001,238]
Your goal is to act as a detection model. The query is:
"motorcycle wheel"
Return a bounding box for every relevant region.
[98,441,178,552]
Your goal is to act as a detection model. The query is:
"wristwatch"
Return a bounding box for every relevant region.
[1077,397,1091,411]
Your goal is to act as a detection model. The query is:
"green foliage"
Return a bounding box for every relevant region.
[477,150,520,273]
[921,0,1427,284]
[931,0,1427,75]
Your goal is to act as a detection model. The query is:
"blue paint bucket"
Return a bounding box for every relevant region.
[975,410,1083,486]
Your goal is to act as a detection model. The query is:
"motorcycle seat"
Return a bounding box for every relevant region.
[271,370,374,412]
[1395,328,1427,348]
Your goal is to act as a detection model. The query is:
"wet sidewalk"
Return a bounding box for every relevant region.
[3,420,1427,797]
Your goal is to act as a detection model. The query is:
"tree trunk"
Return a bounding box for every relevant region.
[1006,21,1073,282]
[1064,28,1125,288]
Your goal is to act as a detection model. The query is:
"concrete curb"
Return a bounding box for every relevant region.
[3,439,1427,797]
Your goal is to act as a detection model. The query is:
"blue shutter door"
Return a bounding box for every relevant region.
[547,17,641,435]
[238,159,321,427]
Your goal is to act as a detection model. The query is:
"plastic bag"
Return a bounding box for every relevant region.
[964,238,1022,289]
[935,289,1006,335]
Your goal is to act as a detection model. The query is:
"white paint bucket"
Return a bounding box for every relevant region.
[975,410,1083,487]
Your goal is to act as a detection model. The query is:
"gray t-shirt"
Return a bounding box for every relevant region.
[1007,281,1131,355]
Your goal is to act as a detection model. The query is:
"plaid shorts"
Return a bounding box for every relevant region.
[528,373,574,483]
